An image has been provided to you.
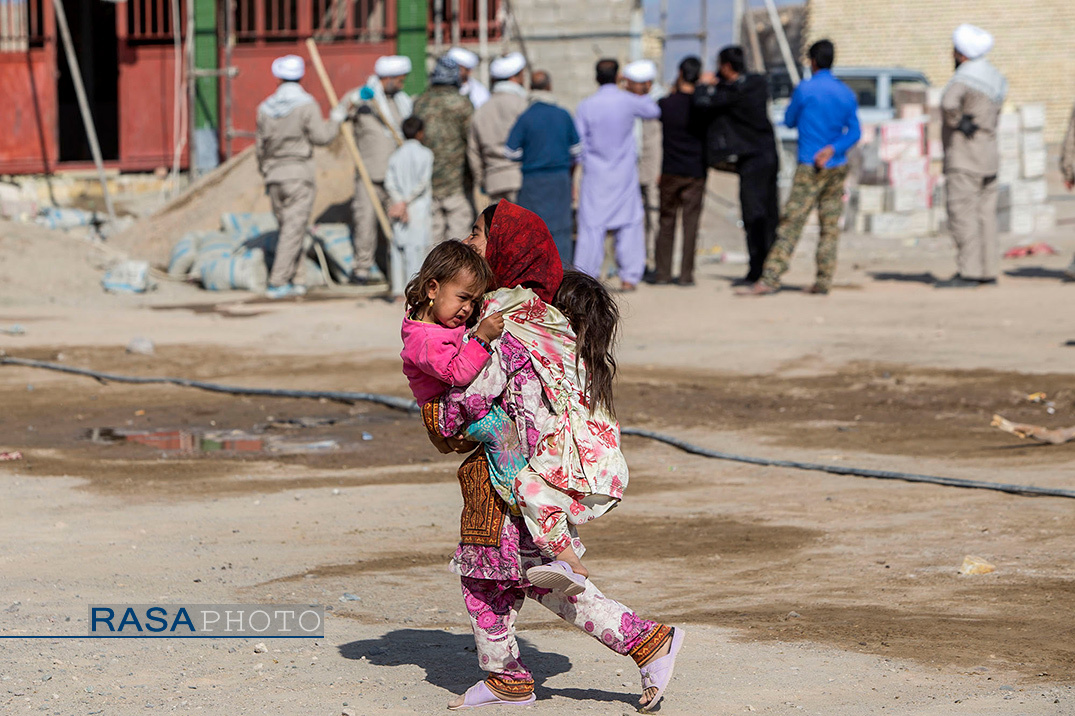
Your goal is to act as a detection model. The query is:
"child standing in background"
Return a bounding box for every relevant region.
[385,116,435,301]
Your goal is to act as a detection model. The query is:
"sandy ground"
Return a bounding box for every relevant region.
[2,176,1075,715]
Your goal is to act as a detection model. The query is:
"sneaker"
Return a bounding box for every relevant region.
[265,284,295,299]
[1064,259,1075,281]
[291,284,307,297]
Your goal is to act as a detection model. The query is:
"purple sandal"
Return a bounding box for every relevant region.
[525,561,587,596]
[638,627,685,713]
[447,680,536,710]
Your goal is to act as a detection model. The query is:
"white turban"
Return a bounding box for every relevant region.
[490,52,526,81]
[447,47,479,69]
[623,59,657,83]
[953,24,994,60]
[374,55,412,78]
[271,55,305,81]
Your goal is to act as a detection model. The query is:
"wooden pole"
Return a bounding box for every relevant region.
[305,38,393,241]
[52,0,116,222]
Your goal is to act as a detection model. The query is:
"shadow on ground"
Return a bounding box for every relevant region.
[868,271,937,284]
[1003,266,1073,281]
[339,628,634,706]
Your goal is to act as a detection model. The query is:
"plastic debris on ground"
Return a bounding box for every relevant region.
[959,555,996,575]
[0,325,26,336]
[0,451,23,461]
[1003,241,1057,259]
[102,260,154,294]
[126,337,155,356]
[36,206,99,230]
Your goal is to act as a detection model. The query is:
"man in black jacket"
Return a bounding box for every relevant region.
[652,56,707,285]
[693,46,780,285]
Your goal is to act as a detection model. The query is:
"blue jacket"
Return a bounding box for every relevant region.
[784,70,861,168]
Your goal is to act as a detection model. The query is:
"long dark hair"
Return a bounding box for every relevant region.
[552,271,619,417]
[404,240,495,326]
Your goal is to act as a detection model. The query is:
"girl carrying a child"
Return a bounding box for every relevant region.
[404,201,684,712]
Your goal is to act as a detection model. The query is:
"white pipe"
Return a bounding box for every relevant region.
[478,0,489,87]
[764,0,799,84]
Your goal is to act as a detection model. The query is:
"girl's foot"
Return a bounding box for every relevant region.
[447,680,535,710]
[637,627,685,712]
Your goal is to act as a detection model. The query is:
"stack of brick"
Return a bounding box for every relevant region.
[995,104,1055,235]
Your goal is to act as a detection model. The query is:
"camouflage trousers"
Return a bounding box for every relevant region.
[760,163,849,291]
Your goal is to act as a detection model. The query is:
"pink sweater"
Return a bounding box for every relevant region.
[400,318,493,405]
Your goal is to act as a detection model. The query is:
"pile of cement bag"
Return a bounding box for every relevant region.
[166,213,357,292]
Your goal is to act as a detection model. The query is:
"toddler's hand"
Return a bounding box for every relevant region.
[475,312,504,343]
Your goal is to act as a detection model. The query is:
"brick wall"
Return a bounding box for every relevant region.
[805,0,1075,140]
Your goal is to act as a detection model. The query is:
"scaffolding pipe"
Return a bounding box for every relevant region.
[478,0,489,87]
[224,0,234,160]
[732,0,744,45]
[186,0,197,177]
[433,0,443,53]
[699,0,708,67]
[51,0,116,222]
[764,0,799,84]
[450,0,460,47]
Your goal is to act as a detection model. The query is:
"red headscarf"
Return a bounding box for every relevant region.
[484,201,563,304]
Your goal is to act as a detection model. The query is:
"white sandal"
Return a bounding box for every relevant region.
[638,627,685,712]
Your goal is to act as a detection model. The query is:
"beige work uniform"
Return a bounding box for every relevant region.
[350,96,405,278]
[256,98,340,288]
[467,84,528,202]
[941,67,1003,281]
[1061,104,1075,186]
[638,117,663,269]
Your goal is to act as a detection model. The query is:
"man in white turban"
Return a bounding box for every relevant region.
[256,55,340,298]
[448,46,490,109]
[336,55,413,284]
[467,52,527,203]
[936,24,1007,289]
[623,59,664,278]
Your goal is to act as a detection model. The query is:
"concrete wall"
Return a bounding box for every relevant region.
[806,0,1075,140]
[506,0,636,111]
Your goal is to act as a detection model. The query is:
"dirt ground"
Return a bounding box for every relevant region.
[3,180,1075,714]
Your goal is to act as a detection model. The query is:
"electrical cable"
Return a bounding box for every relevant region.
[4,356,1073,500]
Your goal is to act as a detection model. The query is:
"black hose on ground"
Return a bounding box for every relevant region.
[0,356,420,414]
[619,427,1075,500]
[4,356,1074,500]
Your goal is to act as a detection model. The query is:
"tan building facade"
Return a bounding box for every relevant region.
[805,0,1075,140]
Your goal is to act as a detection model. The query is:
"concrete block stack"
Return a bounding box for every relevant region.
[996,103,1055,235]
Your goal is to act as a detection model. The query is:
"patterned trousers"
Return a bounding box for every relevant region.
[461,576,672,697]
[760,163,849,291]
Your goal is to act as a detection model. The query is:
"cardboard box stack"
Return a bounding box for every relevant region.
[847,90,1052,238]
[846,85,943,238]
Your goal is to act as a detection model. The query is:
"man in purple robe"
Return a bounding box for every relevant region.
[574,59,661,291]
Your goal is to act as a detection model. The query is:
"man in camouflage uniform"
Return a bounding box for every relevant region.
[413,55,475,244]
[743,40,860,296]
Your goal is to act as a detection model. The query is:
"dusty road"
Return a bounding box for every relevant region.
[2,223,1075,715]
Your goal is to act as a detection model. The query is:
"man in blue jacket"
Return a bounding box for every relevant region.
[742,39,860,296]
